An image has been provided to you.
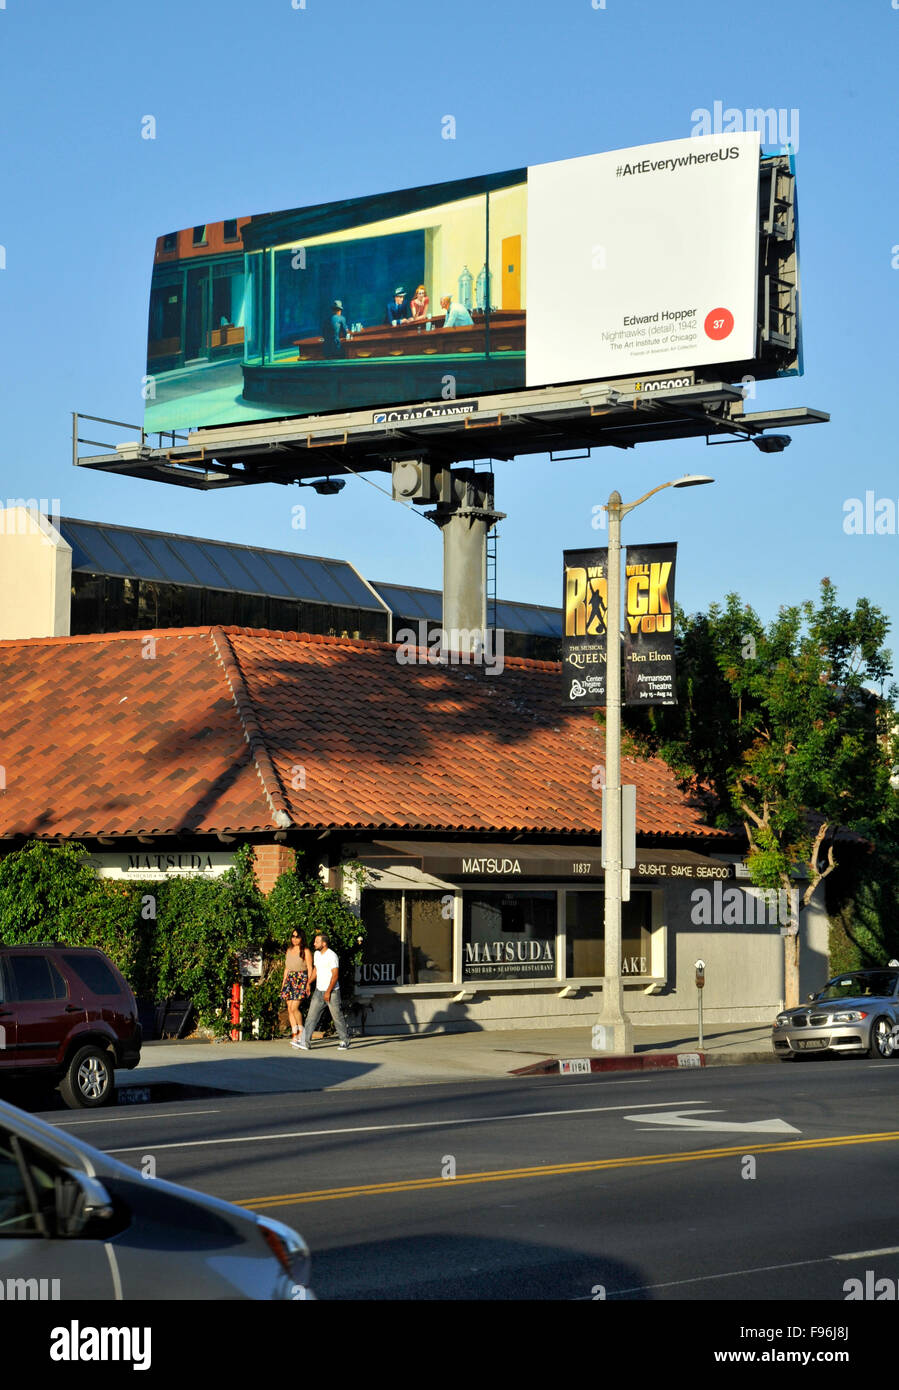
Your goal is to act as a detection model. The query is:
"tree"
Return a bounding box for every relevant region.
[619,579,899,1006]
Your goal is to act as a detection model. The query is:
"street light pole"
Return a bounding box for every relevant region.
[597,489,631,1053]
[594,475,714,1055]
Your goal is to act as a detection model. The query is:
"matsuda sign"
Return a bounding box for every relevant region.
[91,851,236,881]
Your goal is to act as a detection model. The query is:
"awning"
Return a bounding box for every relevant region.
[368,841,734,881]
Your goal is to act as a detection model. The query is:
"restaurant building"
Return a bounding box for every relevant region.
[0,624,831,1031]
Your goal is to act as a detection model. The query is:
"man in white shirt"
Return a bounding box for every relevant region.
[440,295,474,328]
[296,932,350,1050]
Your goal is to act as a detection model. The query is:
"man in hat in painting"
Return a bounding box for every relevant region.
[385,286,411,325]
[327,300,348,357]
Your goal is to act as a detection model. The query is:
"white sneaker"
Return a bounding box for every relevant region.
[296,1039,310,1051]
[338,1042,350,1050]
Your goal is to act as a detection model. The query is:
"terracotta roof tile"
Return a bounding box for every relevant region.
[0,627,726,841]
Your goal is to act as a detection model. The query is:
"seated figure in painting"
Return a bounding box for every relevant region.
[440,295,474,328]
[409,285,429,320]
[326,300,348,357]
[385,287,411,325]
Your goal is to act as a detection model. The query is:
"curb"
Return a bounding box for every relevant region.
[509,1051,705,1077]
[509,1049,775,1077]
[116,1081,238,1106]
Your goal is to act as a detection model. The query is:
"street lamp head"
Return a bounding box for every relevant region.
[672,475,715,488]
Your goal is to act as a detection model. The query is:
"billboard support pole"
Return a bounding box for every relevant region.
[431,469,504,646]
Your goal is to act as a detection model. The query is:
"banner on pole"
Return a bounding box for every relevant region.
[562,548,607,705]
[623,542,677,706]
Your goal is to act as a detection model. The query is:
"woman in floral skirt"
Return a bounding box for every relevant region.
[280,930,313,1046]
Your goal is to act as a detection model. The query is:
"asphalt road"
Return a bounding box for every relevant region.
[37,1055,899,1305]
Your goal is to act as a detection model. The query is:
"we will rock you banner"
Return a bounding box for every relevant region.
[562,543,677,707]
[623,542,677,706]
[563,548,608,705]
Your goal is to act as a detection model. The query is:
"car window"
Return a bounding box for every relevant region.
[6,956,68,1002]
[0,1133,41,1238]
[818,972,899,1000]
[61,954,120,997]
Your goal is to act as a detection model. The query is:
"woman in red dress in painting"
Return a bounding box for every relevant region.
[410,285,429,320]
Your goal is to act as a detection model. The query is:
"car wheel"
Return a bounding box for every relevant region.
[59,1045,114,1108]
[867,1016,894,1060]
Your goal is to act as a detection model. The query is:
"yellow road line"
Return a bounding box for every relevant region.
[236,1129,899,1209]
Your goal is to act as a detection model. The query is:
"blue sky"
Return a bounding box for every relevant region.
[1,0,897,668]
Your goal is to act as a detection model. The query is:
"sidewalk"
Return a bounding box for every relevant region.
[122,1024,776,1099]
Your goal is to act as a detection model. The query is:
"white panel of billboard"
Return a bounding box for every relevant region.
[525,132,760,387]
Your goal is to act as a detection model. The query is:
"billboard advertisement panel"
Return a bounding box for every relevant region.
[144,132,764,435]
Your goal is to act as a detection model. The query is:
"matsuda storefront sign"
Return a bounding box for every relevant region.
[562,543,678,707]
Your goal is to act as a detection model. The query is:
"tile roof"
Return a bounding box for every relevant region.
[0,627,727,841]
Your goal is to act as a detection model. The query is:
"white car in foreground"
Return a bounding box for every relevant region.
[0,1096,313,1299]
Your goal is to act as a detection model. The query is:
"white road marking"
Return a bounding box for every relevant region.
[625,1107,800,1135]
[574,1254,836,1298]
[53,1109,220,1127]
[104,1099,710,1155]
[833,1245,899,1260]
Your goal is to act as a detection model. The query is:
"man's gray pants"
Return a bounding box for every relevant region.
[302,987,349,1045]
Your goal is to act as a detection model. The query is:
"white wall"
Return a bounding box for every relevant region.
[0,508,71,639]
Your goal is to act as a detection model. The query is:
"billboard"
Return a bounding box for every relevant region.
[144,132,771,435]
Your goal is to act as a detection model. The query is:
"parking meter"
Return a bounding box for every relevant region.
[694,960,706,1048]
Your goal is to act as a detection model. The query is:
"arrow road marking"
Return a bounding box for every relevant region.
[625,1108,800,1135]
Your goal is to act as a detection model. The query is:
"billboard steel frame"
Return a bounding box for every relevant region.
[73,382,827,492]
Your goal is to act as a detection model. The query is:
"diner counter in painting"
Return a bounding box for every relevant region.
[292,310,526,362]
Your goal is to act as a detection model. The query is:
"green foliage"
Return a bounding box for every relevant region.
[155,845,270,1037]
[620,580,899,907]
[0,840,147,986]
[827,821,899,972]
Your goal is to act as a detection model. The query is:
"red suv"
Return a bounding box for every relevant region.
[0,946,142,1108]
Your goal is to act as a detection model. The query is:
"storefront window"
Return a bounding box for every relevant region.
[462,890,556,981]
[358,891,403,985]
[565,891,653,977]
[404,891,452,983]
[358,890,452,985]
